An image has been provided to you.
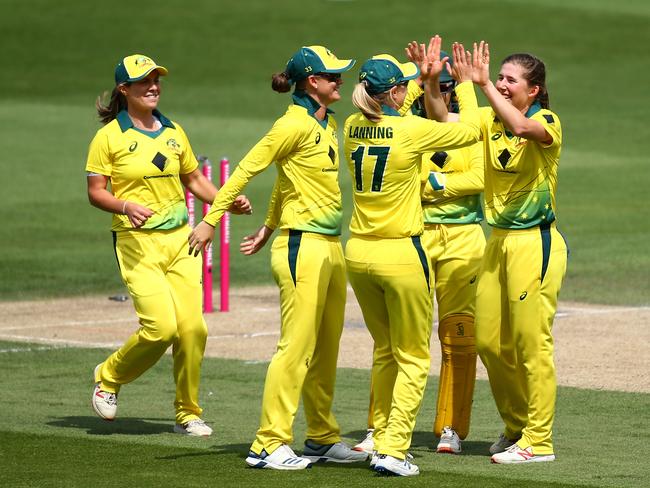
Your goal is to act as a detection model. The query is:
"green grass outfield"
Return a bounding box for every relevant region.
[0,340,648,487]
[2,0,650,304]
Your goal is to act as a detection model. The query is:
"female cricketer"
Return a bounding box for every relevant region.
[188,46,367,470]
[85,54,251,436]
[468,41,568,464]
[343,45,481,476]
[353,41,485,458]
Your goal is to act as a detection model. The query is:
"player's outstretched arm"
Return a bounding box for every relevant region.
[471,41,551,143]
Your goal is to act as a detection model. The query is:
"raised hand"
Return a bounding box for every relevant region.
[425,35,449,82]
[449,42,473,83]
[472,40,491,86]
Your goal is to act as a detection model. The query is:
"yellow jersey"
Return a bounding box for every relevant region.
[420,143,484,224]
[343,81,481,238]
[85,110,198,231]
[479,103,562,229]
[203,92,343,235]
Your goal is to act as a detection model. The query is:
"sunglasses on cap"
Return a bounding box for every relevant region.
[440,80,456,94]
[315,72,342,82]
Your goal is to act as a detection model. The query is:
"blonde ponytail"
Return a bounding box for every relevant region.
[352,82,384,123]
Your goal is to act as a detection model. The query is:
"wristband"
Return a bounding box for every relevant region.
[122,200,129,215]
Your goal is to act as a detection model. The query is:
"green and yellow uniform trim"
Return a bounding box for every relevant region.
[85,109,198,231]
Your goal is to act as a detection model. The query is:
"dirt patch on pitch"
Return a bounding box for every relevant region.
[0,286,648,393]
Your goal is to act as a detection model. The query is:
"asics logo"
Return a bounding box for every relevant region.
[519,291,528,301]
[129,141,138,152]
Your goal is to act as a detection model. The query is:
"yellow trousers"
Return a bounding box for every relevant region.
[422,223,485,439]
[422,223,485,319]
[96,225,208,424]
[251,230,346,455]
[346,235,433,460]
[475,223,567,455]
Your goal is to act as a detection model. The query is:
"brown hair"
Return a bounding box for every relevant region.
[271,72,292,93]
[502,53,550,109]
[96,87,127,125]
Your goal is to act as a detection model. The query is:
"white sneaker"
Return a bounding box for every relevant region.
[353,429,375,454]
[303,440,368,463]
[370,450,379,468]
[91,364,117,421]
[245,444,312,470]
[491,444,555,464]
[370,450,411,468]
[437,426,461,454]
[374,454,419,476]
[489,433,520,454]
[174,419,213,437]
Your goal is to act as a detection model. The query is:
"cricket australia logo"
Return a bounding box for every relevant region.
[166,138,181,154]
[135,56,154,67]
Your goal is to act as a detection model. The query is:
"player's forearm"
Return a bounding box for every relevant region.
[479,81,547,141]
[203,167,250,226]
[423,79,449,122]
[181,169,218,204]
[87,186,127,215]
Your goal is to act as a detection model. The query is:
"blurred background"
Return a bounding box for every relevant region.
[1,0,648,304]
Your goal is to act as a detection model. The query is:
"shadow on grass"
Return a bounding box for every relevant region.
[155,442,251,460]
[345,429,492,459]
[47,416,172,435]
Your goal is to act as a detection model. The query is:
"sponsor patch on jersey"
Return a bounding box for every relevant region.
[151,152,168,171]
[542,114,554,124]
[431,151,448,168]
[498,149,512,168]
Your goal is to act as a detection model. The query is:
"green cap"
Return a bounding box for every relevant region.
[115,54,168,85]
[285,46,355,84]
[359,54,419,95]
[439,50,453,83]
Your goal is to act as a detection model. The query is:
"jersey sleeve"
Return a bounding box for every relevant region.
[85,130,112,176]
[439,143,484,197]
[203,115,302,226]
[532,109,562,149]
[406,82,481,154]
[174,122,200,174]
[399,80,424,116]
[263,179,282,230]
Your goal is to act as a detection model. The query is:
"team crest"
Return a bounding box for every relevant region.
[135,56,154,67]
[166,138,181,154]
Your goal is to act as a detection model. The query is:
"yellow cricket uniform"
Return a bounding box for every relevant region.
[203,92,347,455]
[343,81,481,459]
[86,109,208,424]
[420,143,485,439]
[474,103,568,455]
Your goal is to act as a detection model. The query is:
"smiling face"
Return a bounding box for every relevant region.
[495,62,539,113]
[311,72,344,106]
[119,70,162,114]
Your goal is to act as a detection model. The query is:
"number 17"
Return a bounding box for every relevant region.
[351,145,390,192]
